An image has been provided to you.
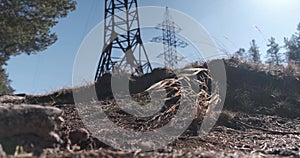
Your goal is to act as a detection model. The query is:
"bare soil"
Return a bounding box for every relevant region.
[0,59,299,157]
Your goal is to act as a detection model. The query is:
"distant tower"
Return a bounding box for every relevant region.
[151,7,188,69]
[95,0,152,81]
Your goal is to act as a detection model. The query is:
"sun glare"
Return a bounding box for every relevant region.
[260,0,297,7]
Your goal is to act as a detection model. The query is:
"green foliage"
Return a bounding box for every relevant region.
[248,39,261,63]
[0,66,13,94]
[0,0,76,93]
[284,22,300,65]
[234,48,246,61]
[266,37,284,66]
[0,0,76,56]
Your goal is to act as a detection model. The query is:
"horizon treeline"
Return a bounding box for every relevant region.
[234,23,300,69]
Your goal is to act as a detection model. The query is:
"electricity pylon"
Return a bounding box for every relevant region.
[95,0,152,81]
[151,7,188,69]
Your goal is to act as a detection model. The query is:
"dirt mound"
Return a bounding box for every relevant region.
[224,58,300,118]
[95,68,180,110]
[95,68,177,99]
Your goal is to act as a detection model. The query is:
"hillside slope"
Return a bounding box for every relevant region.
[0,58,299,157]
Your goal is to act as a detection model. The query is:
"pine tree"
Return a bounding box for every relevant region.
[234,48,246,60]
[266,37,283,66]
[284,22,300,66]
[248,39,261,63]
[0,0,76,93]
[0,66,13,94]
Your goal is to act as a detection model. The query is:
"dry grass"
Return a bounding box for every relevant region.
[143,66,220,122]
[227,57,300,77]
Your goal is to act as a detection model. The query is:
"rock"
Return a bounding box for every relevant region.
[0,104,62,140]
[0,104,63,155]
[69,128,90,145]
[0,95,25,104]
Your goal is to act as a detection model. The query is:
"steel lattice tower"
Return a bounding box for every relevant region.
[95,0,152,81]
[151,7,188,69]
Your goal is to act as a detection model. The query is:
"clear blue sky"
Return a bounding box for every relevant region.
[6,0,300,94]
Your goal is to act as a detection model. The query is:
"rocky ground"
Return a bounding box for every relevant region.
[0,59,299,157]
[0,94,299,158]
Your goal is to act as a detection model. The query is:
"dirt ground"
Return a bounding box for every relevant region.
[0,94,299,158]
[0,59,299,157]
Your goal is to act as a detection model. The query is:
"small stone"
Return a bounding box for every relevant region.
[0,145,6,158]
[69,128,90,145]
